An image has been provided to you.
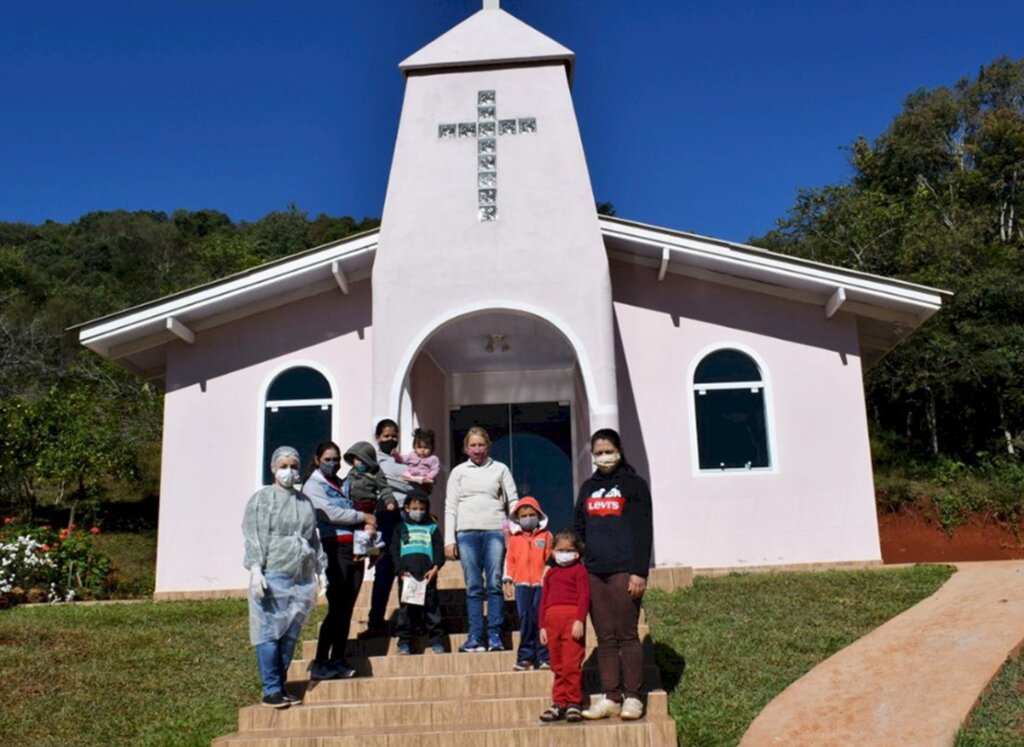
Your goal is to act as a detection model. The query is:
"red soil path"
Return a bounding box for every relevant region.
[878,507,1024,563]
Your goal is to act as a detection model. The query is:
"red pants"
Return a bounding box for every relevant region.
[545,604,586,707]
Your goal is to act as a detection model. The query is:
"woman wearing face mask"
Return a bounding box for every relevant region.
[301,441,378,680]
[360,419,429,638]
[242,445,327,708]
[444,426,519,653]
[573,429,653,722]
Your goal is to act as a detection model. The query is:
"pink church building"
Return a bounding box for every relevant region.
[78,7,944,598]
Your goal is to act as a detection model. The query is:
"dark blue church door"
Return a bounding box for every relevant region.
[449,402,574,532]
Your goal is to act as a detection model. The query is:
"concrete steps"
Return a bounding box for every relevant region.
[213,565,691,746]
[212,717,679,747]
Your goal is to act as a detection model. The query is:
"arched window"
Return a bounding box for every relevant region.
[692,349,771,471]
[262,366,333,484]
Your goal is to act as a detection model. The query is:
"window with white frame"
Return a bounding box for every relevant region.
[262,367,333,484]
[693,349,771,471]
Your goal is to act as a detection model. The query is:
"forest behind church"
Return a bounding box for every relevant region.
[1,56,1023,532]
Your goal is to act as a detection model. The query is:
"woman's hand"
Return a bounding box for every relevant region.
[363,513,377,528]
[424,567,437,583]
[571,620,585,641]
[628,574,647,599]
[539,628,548,646]
[445,543,459,561]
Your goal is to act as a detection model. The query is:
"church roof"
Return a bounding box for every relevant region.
[600,215,949,370]
[74,215,946,384]
[399,8,575,81]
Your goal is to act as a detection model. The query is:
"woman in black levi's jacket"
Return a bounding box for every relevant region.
[572,428,653,722]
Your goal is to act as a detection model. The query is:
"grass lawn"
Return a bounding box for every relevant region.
[0,566,951,746]
[956,653,1024,746]
[644,564,955,747]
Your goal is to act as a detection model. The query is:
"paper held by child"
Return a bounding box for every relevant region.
[353,530,375,556]
[401,576,427,606]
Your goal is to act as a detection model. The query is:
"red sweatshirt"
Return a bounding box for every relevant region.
[539,561,590,627]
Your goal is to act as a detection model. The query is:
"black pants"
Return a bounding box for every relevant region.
[394,578,444,646]
[315,541,364,663]
[368,509,400,627]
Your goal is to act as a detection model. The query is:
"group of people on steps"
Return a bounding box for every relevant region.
[242,419,653,723]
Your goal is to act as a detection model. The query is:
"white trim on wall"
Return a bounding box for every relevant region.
[254,359,341,490]
[685,342,779,478]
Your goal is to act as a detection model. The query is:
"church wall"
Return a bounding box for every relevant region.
[408,353,449,535]
[155,282,374,595]
[609,259,881,570]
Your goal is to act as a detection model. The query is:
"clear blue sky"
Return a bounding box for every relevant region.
[3,1,1023,243]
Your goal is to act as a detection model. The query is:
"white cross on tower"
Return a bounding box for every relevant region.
[437,90,538,221]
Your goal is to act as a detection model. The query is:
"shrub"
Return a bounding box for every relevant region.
[0,521,113,608]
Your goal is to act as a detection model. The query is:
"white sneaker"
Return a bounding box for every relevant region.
[620,697,644,720]
[582,695,622,720]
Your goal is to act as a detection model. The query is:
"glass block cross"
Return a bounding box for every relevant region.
[437,90,537,221]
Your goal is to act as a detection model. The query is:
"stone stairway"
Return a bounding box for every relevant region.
[213,564,690,746]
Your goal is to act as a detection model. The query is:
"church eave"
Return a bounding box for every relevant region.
[599,215,948,368]
[73,228,380,377]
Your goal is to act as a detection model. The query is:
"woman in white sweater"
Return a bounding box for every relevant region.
[444,427,519,652]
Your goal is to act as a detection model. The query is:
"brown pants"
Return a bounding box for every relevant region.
[588,572,643,701]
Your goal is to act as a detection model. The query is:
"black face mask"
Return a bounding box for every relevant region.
[379,439,399,455]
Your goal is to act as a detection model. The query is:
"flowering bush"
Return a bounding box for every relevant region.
[0,521,113,608]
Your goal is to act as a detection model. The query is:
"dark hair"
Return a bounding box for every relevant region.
[375,418,399,438]
[406,495,430,511]
[412,428,435,450]
[304,440,341,481]
[589,428,634,473]
[551,527,583,552]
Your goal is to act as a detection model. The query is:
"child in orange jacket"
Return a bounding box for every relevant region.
[502,496,553,670]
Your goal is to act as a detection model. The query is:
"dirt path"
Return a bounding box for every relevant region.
[878,509,1024,563]
[739,561,1024,747]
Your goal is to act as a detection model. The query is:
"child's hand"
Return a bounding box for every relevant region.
[502,580,514,600]
[539,628,548,646]
[402,572,412,579]
[571,620,584,641]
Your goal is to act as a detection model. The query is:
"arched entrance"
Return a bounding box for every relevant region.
[400,310,592,533]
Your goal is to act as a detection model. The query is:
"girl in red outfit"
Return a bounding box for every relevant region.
[538,529,590,723]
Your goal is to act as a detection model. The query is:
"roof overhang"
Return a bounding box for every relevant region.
[599,215,949,369]
[72,229,380,386]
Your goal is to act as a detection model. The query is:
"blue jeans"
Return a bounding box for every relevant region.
[255,617,303,696]
[457,530,506,641]
[514,585,549,664]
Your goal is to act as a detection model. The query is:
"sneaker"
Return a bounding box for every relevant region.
[309,660,338,681]
[539,704,565,722]
[582,695,622,720]
[486,632,504,651]
[281,690,303,705]
[429,643,446,654]
[396,642,411,655]
[620,697,644,720]
[326,659,357,679]
[459,638,486,653]
[261,692,289,709]
[537,660,551,670]
[513,660,534,671]
[565,705,583,722]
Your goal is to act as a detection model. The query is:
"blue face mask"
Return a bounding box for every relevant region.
[319,459,340,478]
[355,463,368,474]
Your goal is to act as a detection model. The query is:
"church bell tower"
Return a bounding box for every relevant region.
[371,4,619,434]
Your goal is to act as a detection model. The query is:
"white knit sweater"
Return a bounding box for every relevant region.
[444,457,519,545]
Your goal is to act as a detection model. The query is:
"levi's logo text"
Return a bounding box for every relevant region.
[586,488,624,517]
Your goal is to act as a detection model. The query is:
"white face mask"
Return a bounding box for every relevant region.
[554,550,578,566]
[593,452,621,470]
[275,467,300,488]
[407,510,426,522]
